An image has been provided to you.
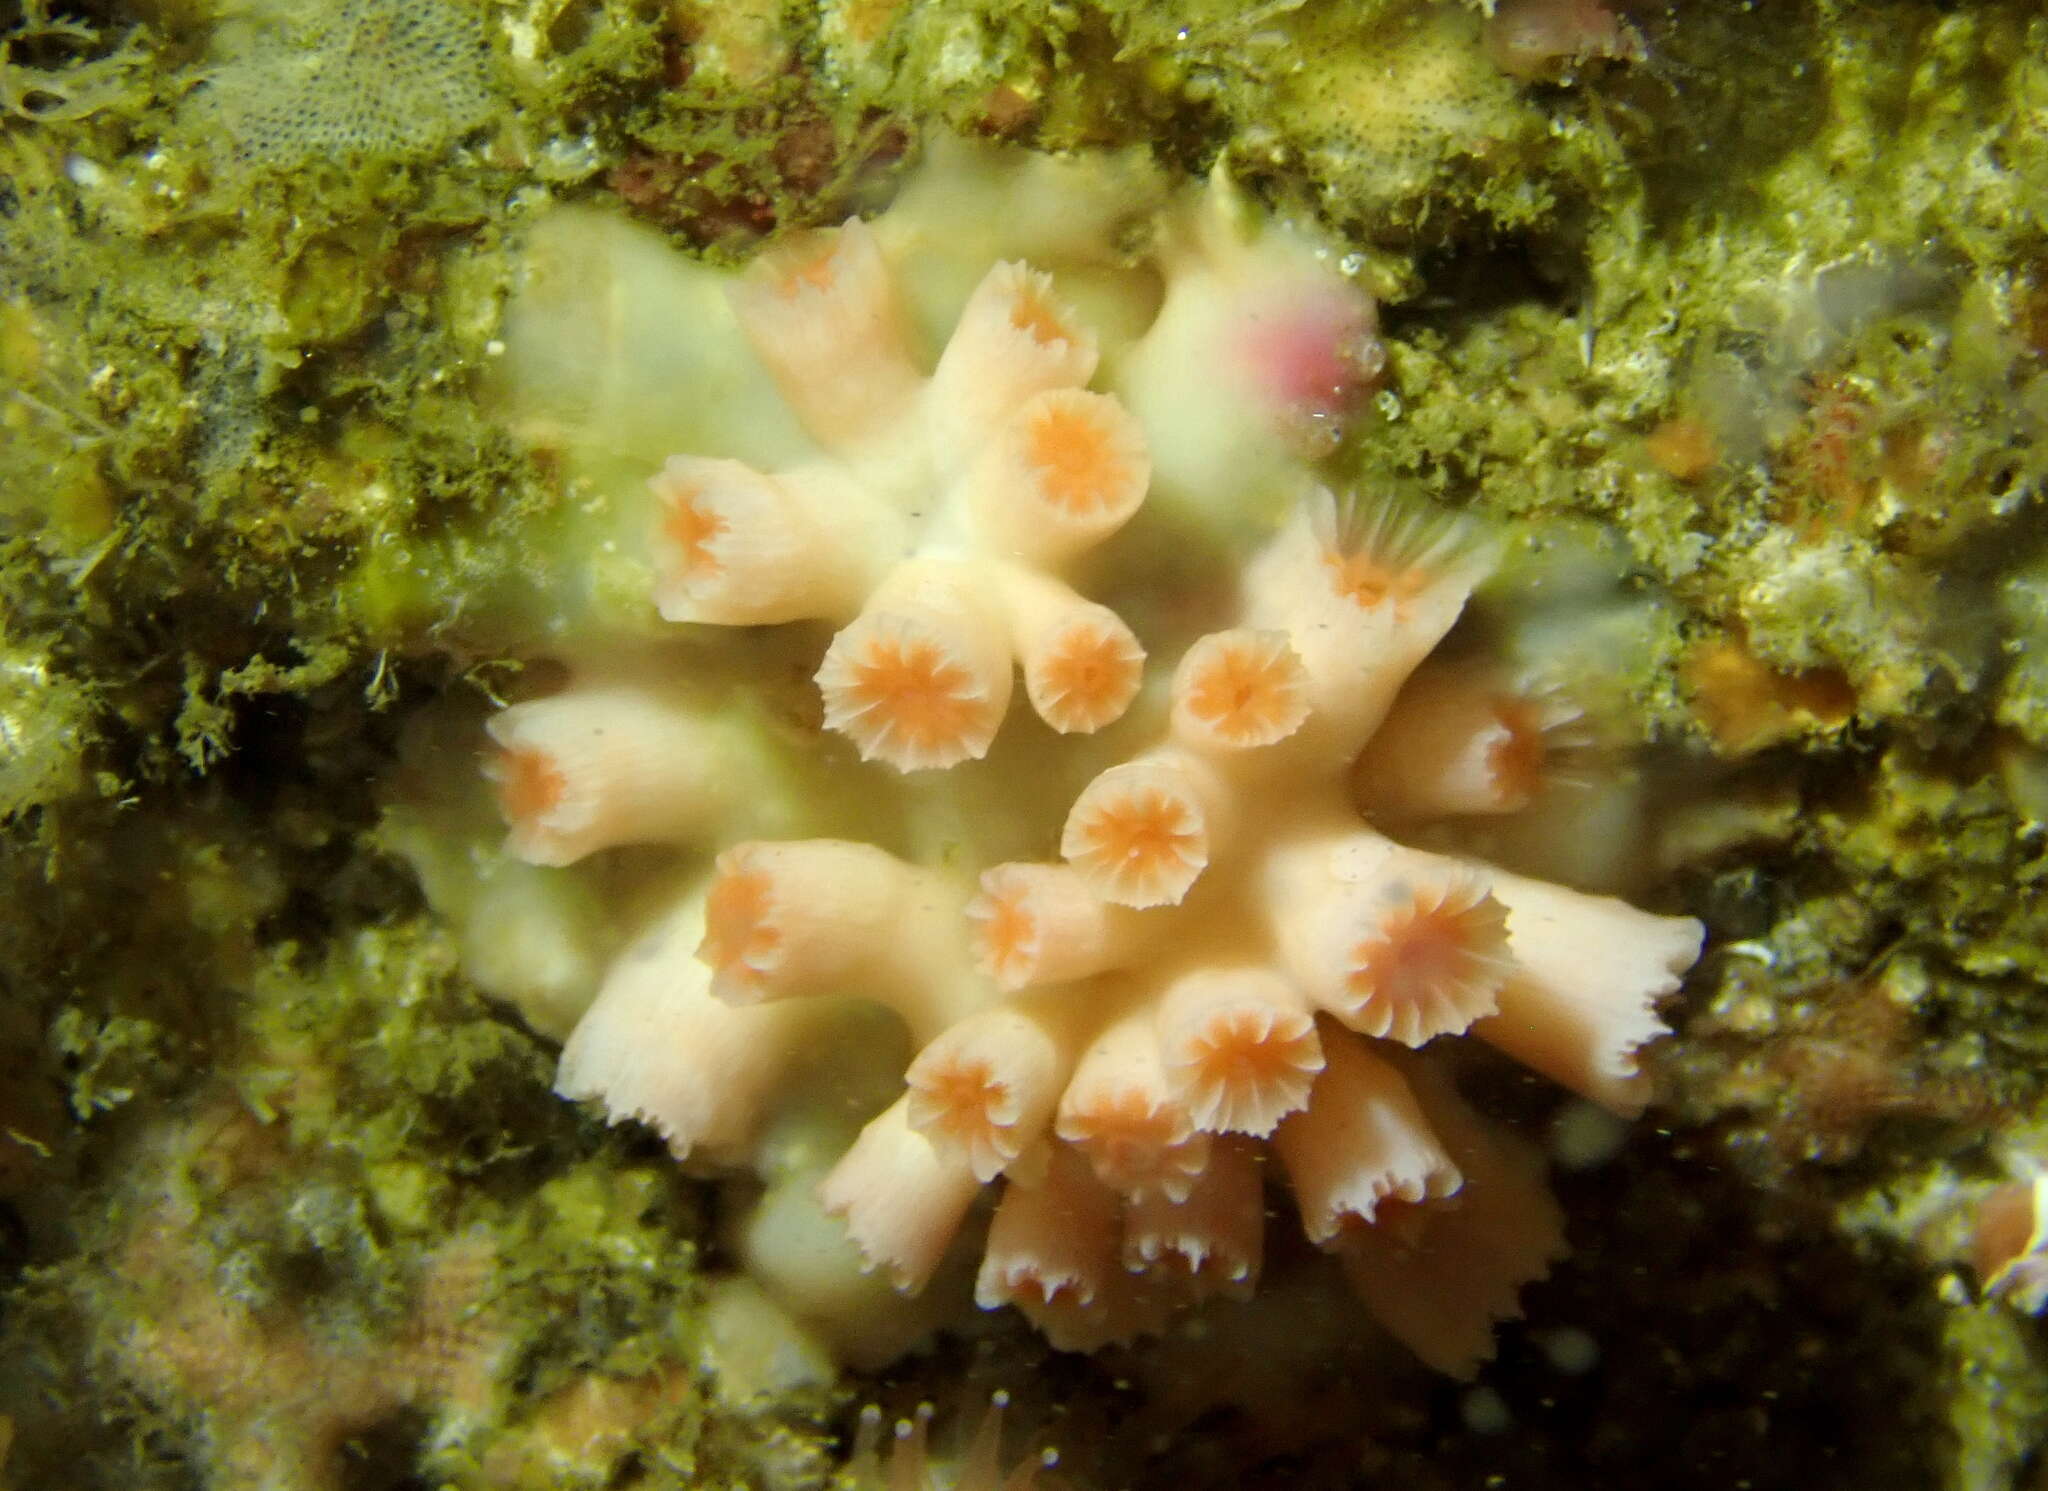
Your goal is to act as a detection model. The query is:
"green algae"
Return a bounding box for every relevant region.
[5,0,2048,1486]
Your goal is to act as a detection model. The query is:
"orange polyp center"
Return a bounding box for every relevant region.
[775,239,840,298]
[1347,894,1502,1014]
[1036,623,1138,728]
[1009,285,1074,348]
[1071,789,1201,894]
[1323,547,1428,614]
[1193,1010,1285,1087]
[1483,699,1548,805]
[1025,405,1122,514]
[1072,1086,1157,1135]
[495,747,566,823]
[1069,1089,1169,1159]
[1184,1008,1313,1127]
[835,636,986,757]
[701,865,780,990]
[970,888,1038,983]
[661,488,725,579]
[912,1059,1008,1152]
[1184,641,1304,745]
[1066,1093,1207,1194]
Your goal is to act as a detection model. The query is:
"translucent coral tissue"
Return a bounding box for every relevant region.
[409,137,1702,1374]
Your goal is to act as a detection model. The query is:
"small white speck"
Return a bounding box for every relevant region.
[1724,939,1777,967]
[485,339,506,357]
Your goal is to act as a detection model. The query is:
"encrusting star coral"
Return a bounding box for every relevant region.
[396,136,1704,1377]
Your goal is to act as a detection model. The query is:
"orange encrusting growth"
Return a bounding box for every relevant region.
[1061,764,1211,907]
[1973,1181,2040,1296]
[1026,612,1144,733]
[1342,880,1511,1045]
[1173,628,1310,749]
[699,856,781,1000]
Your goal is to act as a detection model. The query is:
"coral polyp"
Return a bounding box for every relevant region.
[396,137,1700,1376]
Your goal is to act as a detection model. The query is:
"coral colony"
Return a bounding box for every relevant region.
[476,142,1703,1374]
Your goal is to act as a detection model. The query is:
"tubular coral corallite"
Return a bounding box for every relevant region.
[436,138,1702,1376]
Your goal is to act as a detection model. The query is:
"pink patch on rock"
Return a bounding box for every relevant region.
[1484,0,1646,81]
[1236,283,1386,451]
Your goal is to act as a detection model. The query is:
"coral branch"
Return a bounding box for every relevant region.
[1473,866,1701,1115]
[1056,1002,1212,1200]
[822,1095,983,1294]
[1274,1026,1462,1242]
[486,686,749,866]
[729,218,920,446]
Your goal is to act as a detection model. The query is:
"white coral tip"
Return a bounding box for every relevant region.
[485,686,729,866]
[1323,871,1513,1047]
[1156,967,1324,1137]
[817,567,1014,772]
[728,218,920,446]
[820,1096,982,1295]
[1170,627,1311,751]
[904,1006,1070,1182]
[1021,603,1145,735]
[647,456,861,625]
[1060,757,1218,908]
[931,260,1100,461]
[1274,1028,1462,1243]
